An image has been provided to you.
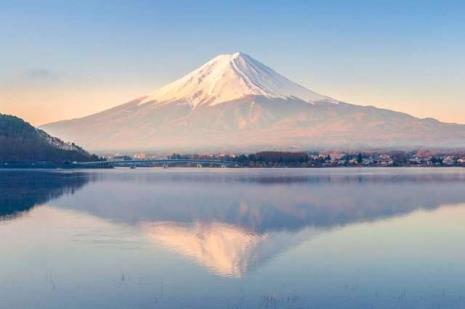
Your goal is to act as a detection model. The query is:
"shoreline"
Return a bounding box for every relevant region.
[1,165,464,170]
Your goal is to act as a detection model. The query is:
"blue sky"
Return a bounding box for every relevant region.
[1,0,464,124]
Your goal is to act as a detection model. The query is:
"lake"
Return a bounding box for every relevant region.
[2,168,465,308]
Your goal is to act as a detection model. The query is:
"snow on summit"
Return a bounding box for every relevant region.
[140,52,333,108]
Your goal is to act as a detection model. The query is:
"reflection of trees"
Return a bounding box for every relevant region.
[78,170,465,186]
[0,171,90,219]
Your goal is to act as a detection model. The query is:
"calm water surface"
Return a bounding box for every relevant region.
[2,168,465,308]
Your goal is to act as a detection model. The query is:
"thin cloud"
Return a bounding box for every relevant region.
[22,68,59,81]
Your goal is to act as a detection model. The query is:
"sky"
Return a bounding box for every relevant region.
[0,0,464,125]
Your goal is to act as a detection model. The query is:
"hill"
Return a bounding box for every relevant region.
[0,114,98,164]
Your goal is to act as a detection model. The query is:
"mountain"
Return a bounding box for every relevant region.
[42,52,465,152]
[0,114,98,163]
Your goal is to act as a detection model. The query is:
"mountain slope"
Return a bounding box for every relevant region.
[42,53,465,151]
[0,114,97,162]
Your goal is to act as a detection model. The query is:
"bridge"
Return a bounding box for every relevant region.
[70,159,237,168]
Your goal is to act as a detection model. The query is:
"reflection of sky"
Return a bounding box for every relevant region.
[2,202,465,308]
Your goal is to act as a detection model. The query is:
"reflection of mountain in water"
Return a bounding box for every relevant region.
[143,221,319,277]
[49,169,465,277]
[0,171,90,219]
[144,222,265,277]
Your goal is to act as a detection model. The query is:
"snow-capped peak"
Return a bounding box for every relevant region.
[140,52,333,108]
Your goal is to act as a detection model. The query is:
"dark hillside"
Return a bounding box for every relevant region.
[0,114,98,163]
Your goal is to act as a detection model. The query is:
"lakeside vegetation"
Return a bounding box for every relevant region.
[165,150,465,168]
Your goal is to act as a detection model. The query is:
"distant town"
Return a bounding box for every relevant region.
[103,150,465,168]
